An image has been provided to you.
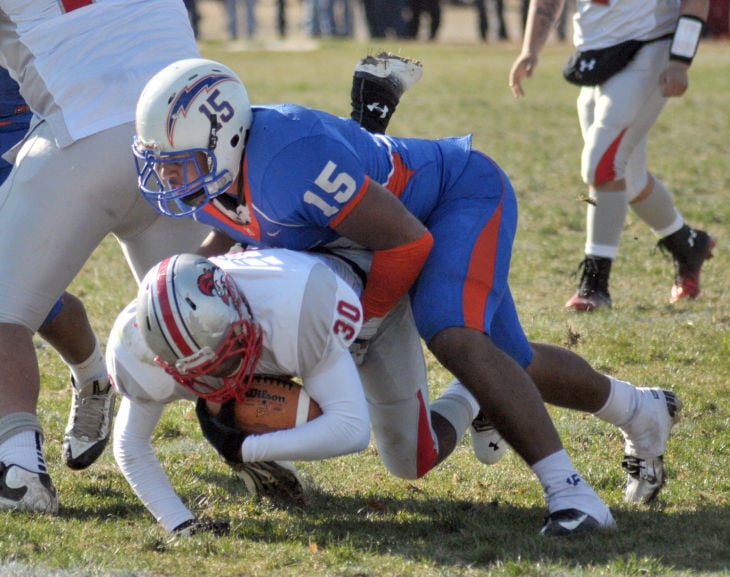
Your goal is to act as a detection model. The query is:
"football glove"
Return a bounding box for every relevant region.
[195,398,246,463]
[349,316,383,365]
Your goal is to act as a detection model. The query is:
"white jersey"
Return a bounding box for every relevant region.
[108,248,370,531]
[572,0,659,50]
[0,0,199,147]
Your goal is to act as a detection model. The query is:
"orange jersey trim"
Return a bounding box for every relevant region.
[201,156,262,242]
[331,152,414,228]
[385,152,416,198]
[329,175,370,229]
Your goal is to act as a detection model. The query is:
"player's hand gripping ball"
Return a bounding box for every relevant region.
[205,375,322,435]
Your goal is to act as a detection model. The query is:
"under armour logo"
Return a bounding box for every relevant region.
[236,204,251,225]
[566,473,582,486]
[579,58,596,72]
[687,228,698,248]
[488,441,501,452]
[366,102,389,119]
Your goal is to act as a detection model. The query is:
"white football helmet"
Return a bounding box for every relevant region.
[137,254,262,402]
[133,58,252,218]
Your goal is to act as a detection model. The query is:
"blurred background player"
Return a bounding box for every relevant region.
[509,0,713,311]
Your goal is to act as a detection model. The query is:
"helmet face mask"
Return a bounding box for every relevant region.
[133,144,222,217]
[133,58,252,218]
[158,306,262,403]
[137,254,263,402]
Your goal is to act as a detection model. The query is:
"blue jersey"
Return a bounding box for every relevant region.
[195,105,471,249]
[0,67,31,181]
[0,67,29,119]
[195,104,532,366]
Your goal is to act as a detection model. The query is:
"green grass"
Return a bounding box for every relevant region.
[2,40,729,576]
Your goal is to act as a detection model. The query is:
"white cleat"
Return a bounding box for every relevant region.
[63,377,117,470]
[0,462,58,514]
[621,388,682,503]
[354,52,423,99]
[227,460,305,505]
[470,411,508,465]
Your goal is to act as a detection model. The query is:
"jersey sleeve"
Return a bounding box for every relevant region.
[240,263,369,462]
[112,396,195,532]
[295,262,363,374]
[261,134,370,229]
[107,301,198,532]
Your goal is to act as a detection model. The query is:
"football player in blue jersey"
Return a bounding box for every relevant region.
[132,57,684,535]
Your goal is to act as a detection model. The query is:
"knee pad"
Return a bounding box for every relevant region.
[367,393,438,480]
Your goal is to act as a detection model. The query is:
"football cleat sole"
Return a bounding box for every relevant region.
[540,508,615,537]
[228,460,305,505]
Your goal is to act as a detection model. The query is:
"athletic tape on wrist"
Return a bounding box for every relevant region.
[669,15,704,64]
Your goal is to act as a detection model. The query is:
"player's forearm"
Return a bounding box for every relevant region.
[680,0,709,20]
[115,434,194,532]
[360,231,433,320]
[522,0,567,55]
[113,398,194,532]
[668,0,709,68]
[242,353,370,461]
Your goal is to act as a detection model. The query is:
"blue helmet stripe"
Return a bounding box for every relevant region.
[167,73,231,142]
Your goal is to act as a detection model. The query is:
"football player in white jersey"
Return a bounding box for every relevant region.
[0,68,113,475]
[509,0,712,311]
[0,0,214,515]
[107,249,371,535]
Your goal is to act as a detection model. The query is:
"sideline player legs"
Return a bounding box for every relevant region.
[509,0,713,311]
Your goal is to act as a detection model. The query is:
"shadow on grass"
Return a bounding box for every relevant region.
[57,471,730,573]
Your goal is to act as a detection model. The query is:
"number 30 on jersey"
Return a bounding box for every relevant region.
[333,299,361,344]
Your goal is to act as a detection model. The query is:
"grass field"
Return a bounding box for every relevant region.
[1,37,729,577]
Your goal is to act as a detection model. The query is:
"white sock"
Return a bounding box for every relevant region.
[532,449,610,522]
[0,431,48,474]
[585,190,627,256]
[69,337,107,390]
[430,380,479,444]
[630,177,683,236]
[593,377,639,428]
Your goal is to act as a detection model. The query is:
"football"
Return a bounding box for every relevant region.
[205,375,322,435]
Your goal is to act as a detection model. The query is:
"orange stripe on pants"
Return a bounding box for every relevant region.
[462,199,503,332]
